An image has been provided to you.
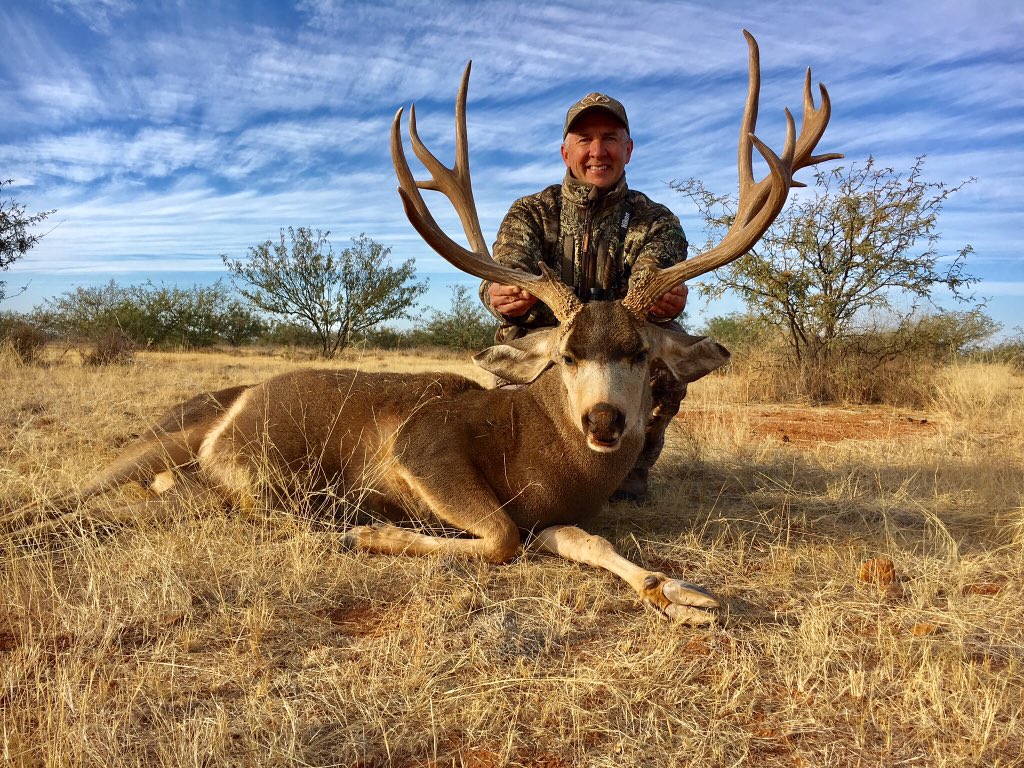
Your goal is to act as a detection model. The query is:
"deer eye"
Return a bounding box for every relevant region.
[633,352,648,365]
[562,354,576,366]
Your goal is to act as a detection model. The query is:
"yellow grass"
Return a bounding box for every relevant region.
[2,347,1022,766]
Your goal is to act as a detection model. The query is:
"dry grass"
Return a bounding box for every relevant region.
[2,346,1022,766]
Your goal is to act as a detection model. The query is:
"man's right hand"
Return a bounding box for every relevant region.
[489,283,538,317]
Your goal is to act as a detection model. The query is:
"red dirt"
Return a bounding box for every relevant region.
[320,603,404,637]
[678,404,936,445]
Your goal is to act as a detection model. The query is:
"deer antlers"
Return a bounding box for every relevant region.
[391,31,841,324]
[621,30,843,316]
[390,63,583,324]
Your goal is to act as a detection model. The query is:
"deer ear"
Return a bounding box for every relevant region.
[472,329,556,384]
[648,327,731,383]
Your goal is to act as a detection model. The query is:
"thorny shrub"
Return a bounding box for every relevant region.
[84,329,137,366]
[0,318,48,364]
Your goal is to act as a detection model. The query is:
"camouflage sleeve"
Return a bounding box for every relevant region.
[479,195,559,330]
[626,199,689,322]
[631,201,688,272]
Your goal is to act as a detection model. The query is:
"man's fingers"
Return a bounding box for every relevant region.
[492,285,531,301]
[490,283,537,317]
[648,283,688,317]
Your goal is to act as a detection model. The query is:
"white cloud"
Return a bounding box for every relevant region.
[0,0,1021,334]
[46,0,133,35]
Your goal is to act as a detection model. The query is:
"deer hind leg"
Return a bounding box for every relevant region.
[1,427,205,535]
[531,525,720,624]
[189,385,281,519]
[194,442,265,519]
[14,470,224,541]
[13,495,180,541]
[341,466,521,564]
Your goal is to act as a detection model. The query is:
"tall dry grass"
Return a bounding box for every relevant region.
[716,341,947,407]
[1,345,1022,766]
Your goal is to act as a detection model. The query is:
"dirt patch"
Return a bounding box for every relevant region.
[679,404,937,444]
[320,602,403,637]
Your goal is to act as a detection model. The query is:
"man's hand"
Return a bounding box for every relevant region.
[649,282,688,319]
[489,283,538,317]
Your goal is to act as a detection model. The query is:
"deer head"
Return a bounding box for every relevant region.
[391,31,841,453]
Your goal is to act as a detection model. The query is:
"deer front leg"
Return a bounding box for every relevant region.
[341,466,521,564]
[532,525,719,624]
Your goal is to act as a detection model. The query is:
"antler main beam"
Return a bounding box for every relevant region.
[622,30,843,317]
[391,62,582,323]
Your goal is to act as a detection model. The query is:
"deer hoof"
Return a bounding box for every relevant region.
[339,524,376,551]
[662,579,720,609]
[640,573,720,625]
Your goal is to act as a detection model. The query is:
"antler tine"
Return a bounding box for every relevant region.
[391,106,484,271]
[624,128,794,310]
[392,63,583,323]
[737,28,760,200]
[622,30,842,317]
[796,70,844,172]
[407,64,488,256]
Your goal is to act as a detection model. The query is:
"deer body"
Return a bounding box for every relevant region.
[155,304,705,545]
[194,366,639,535]
[390,372,645,532]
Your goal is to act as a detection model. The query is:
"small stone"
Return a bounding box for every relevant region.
[910,622,941,637]
[858,556,897,588]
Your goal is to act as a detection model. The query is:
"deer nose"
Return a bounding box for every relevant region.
[584,402,626,448]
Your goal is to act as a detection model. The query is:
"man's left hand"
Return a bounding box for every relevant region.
[649,283,688,319]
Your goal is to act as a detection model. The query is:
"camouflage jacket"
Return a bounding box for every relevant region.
[480,172,688,341]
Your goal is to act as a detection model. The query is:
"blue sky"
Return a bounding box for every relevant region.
[2,0,1023,332]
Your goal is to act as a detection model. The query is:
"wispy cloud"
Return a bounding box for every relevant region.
[1,0,1022,328]
[47,0,134,35]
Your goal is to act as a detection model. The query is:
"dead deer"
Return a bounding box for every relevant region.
[4,32,839,624]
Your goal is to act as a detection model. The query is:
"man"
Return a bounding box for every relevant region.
[480,92,690,501]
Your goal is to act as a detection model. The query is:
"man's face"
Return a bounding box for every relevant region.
[561,110,634,190]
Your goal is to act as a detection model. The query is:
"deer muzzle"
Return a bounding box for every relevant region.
[584,402,626,452]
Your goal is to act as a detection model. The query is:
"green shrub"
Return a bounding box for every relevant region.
[0,314,48,364]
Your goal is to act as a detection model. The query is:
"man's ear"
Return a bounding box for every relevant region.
[473,329,557,384]
[647,326,731,383]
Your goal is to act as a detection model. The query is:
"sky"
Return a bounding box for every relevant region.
[2,0,1023,333]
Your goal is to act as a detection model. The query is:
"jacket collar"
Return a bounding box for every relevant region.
[561,171,628,214]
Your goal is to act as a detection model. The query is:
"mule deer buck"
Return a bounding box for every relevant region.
[4,32,838,624]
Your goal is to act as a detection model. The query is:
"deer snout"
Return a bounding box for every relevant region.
[584,402,626,452]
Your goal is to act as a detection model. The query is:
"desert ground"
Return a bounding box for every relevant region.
[2,345,1022,767]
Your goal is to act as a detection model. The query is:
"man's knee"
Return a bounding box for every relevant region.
[649,364,687,418]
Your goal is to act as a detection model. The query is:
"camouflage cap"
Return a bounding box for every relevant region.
[563,92,630,137]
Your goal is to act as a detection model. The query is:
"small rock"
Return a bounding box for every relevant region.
[910,622,941,637]
[858,556,897,589]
